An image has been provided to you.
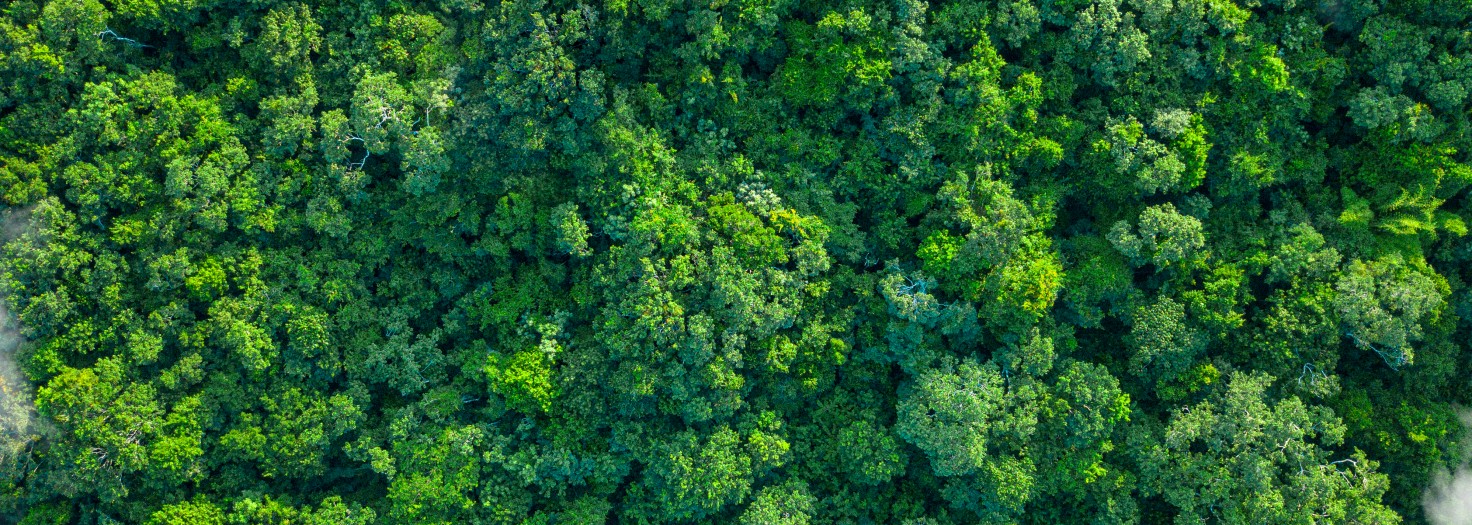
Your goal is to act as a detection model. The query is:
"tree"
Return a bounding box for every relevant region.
[1108,203,1207,270]
[1334,255,1448,368]
[896,358,1040,521]
[1134,371,1400,523]
[740,480,814,525]
[1126,296,1206,384]
[624,427,756,522]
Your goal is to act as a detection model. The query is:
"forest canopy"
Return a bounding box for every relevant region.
[1,0,1471,523]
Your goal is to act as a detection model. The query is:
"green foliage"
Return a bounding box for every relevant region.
[1136,371,1400,524]
[1108,203,1207,270]
[626,426,757,522]
[0,0,1467,522]
[740,480,814,525]
[1126,297,1206,383]
[1335,255,1449,368]
[485,349,559,414]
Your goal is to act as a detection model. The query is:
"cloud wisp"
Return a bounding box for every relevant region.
[0,207,36,463]
[1425,410,1472,525]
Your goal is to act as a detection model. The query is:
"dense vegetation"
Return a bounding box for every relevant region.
[1,0,1470,522]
